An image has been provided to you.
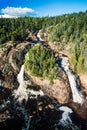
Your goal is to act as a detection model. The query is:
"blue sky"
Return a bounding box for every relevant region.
[0,0,87,18]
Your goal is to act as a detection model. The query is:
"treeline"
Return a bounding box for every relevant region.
[0,17,41,43]
[0,16,54,44]
[0,11,87,44]
[46,11,87,46]
[0,11,87,73]
[43,11,87,73]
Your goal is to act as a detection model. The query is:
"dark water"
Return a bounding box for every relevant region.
[0,89,87,130]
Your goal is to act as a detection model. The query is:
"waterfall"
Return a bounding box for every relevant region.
[37,32,44,41]
[13,65,30,130]
[12,64,44,130]
[59,55,84,104]
[13,65,29,103]
[58,106,72,128]
[57,106,79,130]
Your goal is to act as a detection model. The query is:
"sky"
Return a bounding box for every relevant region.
[0,0,87,18]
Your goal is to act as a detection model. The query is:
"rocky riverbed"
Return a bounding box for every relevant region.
[0,37,87,130]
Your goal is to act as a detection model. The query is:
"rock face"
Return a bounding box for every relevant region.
[0,38,86,104]
[0,38,87,129]
[7,42,32,71]
[26,72,70,104]
[0,42,33,129]
[0,41,33,89]
[79,74,87,94]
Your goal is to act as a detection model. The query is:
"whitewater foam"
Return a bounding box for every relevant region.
[59,56,84,104]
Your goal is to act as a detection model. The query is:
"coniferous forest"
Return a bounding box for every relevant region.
[0,10,87,130]
[0,11,87,74]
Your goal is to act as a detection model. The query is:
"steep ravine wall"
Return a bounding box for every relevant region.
[0,39,87,130]
[25,71,70,104]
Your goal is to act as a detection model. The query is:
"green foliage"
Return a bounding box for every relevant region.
[0,11,87,74]
[0,11,87,45]
[47,12,87,45]
[0,16,53,44]
[43,11,87,74]
[70,53,77,72]
[70,41,87,73]
[24,43,58,82]
[77,56,84,73]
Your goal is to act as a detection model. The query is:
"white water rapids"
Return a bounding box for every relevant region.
[13,64,44,130]
[13,65,29,103]
[13,65,44,102]
[37,32,84,104]
[15,64,77,129]
[37,32,44,41]
[13,65,30,130]
[59,106,72,124]
[57,106,79,130]
[59,55,84,104]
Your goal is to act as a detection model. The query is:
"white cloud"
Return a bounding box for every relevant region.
[0,14,17,18]
[0,7,36,18]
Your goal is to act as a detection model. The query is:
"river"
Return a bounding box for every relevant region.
[58,55,84,104]
[0,33,87,130]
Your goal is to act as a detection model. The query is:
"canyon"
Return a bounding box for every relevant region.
[0,33,87,130]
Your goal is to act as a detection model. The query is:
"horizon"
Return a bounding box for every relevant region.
[0,0,87,18]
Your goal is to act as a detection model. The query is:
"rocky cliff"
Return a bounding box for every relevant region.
[0,35,87,129]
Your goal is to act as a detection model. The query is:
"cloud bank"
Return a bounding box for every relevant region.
[0,7,36,18]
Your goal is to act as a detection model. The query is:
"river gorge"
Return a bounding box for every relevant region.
[0,33,87,130]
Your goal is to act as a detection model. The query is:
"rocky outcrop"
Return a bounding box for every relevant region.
[0,41,33,89]
[79,74,87,95]
[25,70,70,104]
[0,40,71,104]
[26,32,38,42]
[0,39,87,129]
[7,42,33,71]
[0,41,33,129]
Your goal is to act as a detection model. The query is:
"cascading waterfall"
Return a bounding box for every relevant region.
[13,65,29,103]
[58,106,73,124]
[57,106,79,130]
[13,65,30,130]
[37,33,84,104]
[13,64,44,130]
[37,32,44,41]
[59,55,84,104]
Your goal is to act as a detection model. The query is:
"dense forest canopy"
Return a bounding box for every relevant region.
[0,11,87,73]
[0,11,87,44]
[24,43,58,83]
